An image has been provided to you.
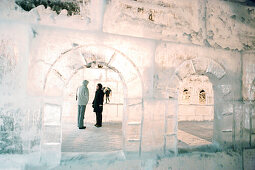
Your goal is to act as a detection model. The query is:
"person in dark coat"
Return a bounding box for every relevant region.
[92,83,104,127]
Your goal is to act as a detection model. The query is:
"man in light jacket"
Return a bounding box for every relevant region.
[76,80,89,129]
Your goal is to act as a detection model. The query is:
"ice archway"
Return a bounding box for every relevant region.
[166,58,229,153]
[40,44,145,165]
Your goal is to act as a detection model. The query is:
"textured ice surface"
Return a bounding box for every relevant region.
[0,0,255,169]
[44,104,61,126]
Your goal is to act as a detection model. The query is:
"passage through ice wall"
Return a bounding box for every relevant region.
[178,75,214,121]
[0,0,255,169]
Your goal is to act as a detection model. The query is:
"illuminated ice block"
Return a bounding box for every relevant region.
[43,104,62,126]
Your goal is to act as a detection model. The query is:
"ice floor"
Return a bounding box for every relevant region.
[61,118,122,152]
[0,119,239,170]
[62,115,213,153]
[178,121,213,147]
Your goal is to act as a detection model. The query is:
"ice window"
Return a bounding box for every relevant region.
[199,90,206,104]
[182,89,190,102]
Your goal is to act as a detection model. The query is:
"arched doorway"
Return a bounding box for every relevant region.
[62,65,124,123]
[165,58,227,154]
[40,44,144,165]
[178,75,214,147]
[60,63,125,152]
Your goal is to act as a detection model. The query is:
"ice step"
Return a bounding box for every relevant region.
[164,133,177,137]
[222,112,233,116]
[222,129,232,132]
[128,139,140,142]
[43,142,61,146]
[167,115,176,119]
[128,122,141,125]
[128,102,142,107]
[251,129,255,135]
[43,124,61,127]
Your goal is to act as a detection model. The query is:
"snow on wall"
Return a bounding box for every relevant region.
[206,0,255,50]
[103,0,206,45]
[0,0,255,169]
[103,0,255,50]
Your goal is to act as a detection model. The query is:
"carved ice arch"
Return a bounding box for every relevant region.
[169,58,226,99]
[40,44,145,159]
[165,58,229,153]
[42,44,144,99]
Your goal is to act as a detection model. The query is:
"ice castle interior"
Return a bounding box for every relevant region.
[0,0,255,169]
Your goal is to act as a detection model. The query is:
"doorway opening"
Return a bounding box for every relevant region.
[41,44,144,157]
[60,65,124,152]
[177,75,214,148]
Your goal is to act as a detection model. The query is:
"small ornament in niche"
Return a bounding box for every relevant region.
[199,90,206,104]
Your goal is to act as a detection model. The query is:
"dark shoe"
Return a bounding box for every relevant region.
[95,124,102,128]
[79,126,86,129]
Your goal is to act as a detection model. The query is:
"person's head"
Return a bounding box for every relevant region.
[96,83,102,90]
[83,80,89,86]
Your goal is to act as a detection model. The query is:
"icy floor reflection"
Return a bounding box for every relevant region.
[61,116,122,152]
[178,121,213,147]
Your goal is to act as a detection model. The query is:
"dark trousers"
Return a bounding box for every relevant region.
[96,111,102,126]
[105,96,110,103]
[78,105,86,128]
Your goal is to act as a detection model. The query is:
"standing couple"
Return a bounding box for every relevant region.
[76,80,104,129]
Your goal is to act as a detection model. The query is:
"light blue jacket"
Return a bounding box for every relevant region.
[77,80,89,105]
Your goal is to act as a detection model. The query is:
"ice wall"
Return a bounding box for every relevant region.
[0,0,255,169]
[103,0,255,50]
[0,20,38,155]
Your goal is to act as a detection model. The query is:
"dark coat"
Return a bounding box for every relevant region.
[92,89,104,112]
[103,87,111,97]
